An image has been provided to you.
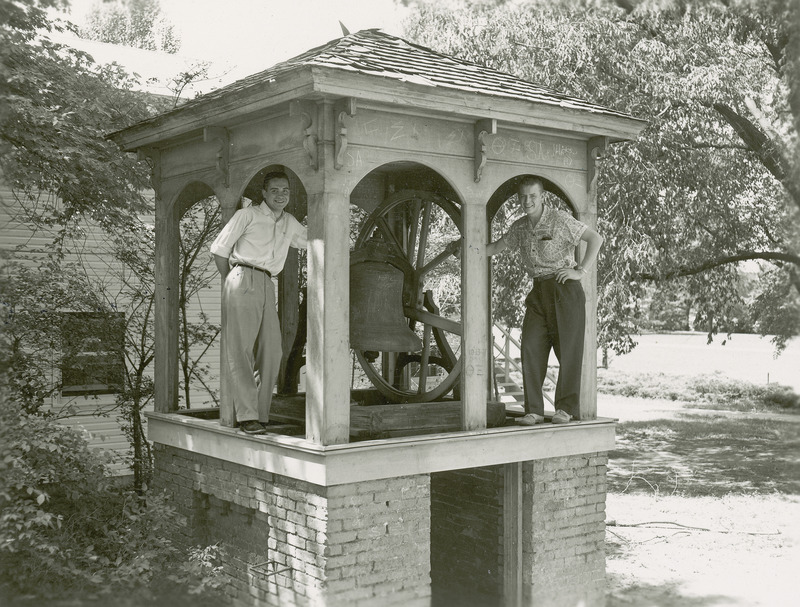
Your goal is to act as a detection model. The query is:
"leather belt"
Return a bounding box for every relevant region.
[534,272,558,281]
[233,263,272,277]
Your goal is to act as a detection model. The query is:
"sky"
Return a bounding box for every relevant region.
[61,0,410,89]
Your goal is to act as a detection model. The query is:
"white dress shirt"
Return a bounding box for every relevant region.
[210,202,307,275]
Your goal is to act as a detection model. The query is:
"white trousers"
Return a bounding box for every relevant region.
[222,266,281,423]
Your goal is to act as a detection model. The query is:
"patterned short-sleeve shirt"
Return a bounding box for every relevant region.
[504,206,586,278]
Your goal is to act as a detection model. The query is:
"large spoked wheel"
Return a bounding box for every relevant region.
[354,190,463,403]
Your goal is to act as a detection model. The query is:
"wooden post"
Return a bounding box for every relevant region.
[154,199,179,413]
[579,137,608,421]
[461,199,488,430]
[217,192,239,427]
[304,98,351,445]
[278,250,299,393]
[305,189,350,445]
[503,462,523,606]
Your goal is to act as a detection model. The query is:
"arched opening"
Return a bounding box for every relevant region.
[347,162,464,403]
[485,175,578,411]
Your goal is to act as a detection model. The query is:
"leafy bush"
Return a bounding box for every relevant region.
[598,369,800,413]
[0,398,224,603]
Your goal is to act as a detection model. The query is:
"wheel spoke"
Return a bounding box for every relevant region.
[375,217,408,259]
[404,306,461,335]
[419,247,456,278]
[407,199,422,264]
[415,200,432,271]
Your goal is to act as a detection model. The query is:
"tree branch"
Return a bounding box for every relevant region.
[639,251,800,281]
[713,102,800,211]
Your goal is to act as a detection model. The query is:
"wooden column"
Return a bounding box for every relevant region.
[304,97,352,445]
[305,189,350,445]
[154,198,179,413]
[579,137,608,421]
[461,199,488,430]
[217,191,240,427]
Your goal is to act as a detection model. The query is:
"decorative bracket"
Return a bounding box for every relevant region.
[290,100,318,170]
[203,126,230,188]
[474,118,496,182]
[137,147,162,196]
[334,97,357,170]
[587,136,609,194]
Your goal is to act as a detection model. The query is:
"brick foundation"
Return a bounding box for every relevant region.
[153,444,431,606]
[430,453,608,607]
[152,431,609,607]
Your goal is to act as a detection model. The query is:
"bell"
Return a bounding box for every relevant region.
[350,257,422,353]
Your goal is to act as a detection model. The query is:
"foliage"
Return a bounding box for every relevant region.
[598,368,800,412]
[80,0,181,53]
[403,0,800,353]
[0,397,224,602]
[0,0,169,233]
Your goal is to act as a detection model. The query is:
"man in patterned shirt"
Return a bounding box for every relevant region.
[211,171,307,434]
[488,177,603,425]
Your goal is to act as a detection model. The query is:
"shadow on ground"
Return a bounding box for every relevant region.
[606,578,741,607]
[609,414,800,497]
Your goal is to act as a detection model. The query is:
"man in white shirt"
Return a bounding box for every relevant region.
[210,171,308,434]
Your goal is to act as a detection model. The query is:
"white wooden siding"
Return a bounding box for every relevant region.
[1,183,222,475]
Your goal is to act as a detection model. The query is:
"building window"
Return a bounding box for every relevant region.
[60,312,125,396]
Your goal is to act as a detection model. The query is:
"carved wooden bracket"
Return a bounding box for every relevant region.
[587,136,609,193]
[137,147,162,196]
[290,100,319,170]
[334,97,357,170]
[474,118,497,182]
[203,126,230,188]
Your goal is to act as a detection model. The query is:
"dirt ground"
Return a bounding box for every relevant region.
[602,394,800,607]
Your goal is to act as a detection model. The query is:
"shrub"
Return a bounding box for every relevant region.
[0,398,223,602]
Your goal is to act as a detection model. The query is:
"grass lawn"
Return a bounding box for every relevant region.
[604,370,800,607]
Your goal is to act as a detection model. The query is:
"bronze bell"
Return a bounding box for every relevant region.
[350,240,422,353]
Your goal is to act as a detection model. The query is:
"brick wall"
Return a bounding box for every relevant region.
[430,467,504,606]
[152,444,431,607]
[523,452,608,607]
[429,453,608,607]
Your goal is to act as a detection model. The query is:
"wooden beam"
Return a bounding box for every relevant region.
[217,191,240,427]
[305,189,351,445]
[154,194,179,413]
[579,147,600,420]
[503,462,523,607]
[461,200,489,430]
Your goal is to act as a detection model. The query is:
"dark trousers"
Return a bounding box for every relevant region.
[520,278,585,417]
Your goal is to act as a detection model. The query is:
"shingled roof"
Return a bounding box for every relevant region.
[120,29,635,136]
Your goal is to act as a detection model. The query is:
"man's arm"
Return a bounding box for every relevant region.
[486,236,508,257]
[577,227,603,271]
[554,226,604,284]
[214,254,231,281]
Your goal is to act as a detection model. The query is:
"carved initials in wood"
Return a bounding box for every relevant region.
[474,118,497,182]
[290,100,319,170]
[203,126,230,187]
[335,97,357,170]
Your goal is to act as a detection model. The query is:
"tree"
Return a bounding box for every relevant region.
[1,0,220,491]
[80,0,181,53]
[403,0,800,353]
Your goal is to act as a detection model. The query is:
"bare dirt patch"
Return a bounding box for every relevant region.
[606,494,800,607]
[604,391,800,607]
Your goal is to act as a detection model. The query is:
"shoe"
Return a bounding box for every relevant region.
[239,420,267,435]
[517,413,545,426]
[551,410,572,424]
